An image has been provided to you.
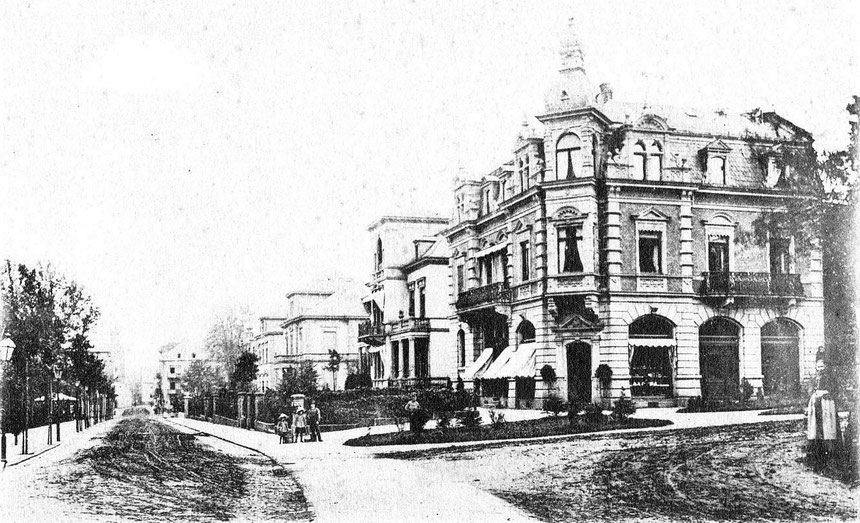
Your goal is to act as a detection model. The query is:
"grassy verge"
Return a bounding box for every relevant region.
[344,415,671,447]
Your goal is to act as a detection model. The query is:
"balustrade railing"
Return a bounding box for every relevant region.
[456,282,511,309]
[389,317,431,334]
[699,272,803,297]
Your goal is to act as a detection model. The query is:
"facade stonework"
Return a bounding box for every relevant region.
[444,22,823,408]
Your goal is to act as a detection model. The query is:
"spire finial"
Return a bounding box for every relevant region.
[560,17,585,73]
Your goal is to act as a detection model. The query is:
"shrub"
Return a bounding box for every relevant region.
[437,411,453,432]
[540,364,557,384]
[456,409,482,429]
[456,377,465,391]
[685,396,704,412]
[595,364,613,391]
[612,395,636,421]
[741,378,754,403]
[543,392,566,417]
[583,402,605,424]
[488,409,506,429]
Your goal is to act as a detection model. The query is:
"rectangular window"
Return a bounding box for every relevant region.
[391,342,399,378]
[402,340,410,378]
[638,231,663,273]
[558,227,584,273]
[324,331,337,352]
[169,381,176,391]
[520,241,530,281]
[169,367,175,374]
[456,264,464,294]
[408,284,416,317]
[418,283,426,318]
[483,257,493,285]
[708,235,730,273]
[484,188,491,215]
[770,238,791,274]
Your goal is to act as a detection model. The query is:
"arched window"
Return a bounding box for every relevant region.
[457,329,466,367]
[375,238,383,270]
[516,319,536,343]
[633,141,647,179]
[629,314,674,338]
[648,141,663,181]
[556,133,582,180]
[761,318,801,395]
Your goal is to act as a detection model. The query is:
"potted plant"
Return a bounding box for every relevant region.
[595,364,613,400]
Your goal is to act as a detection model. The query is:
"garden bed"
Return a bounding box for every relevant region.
[677,396,807,414]
[344,415,672,447]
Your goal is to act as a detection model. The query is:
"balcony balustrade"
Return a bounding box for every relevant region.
[358,320,387,345]
[699,272,804,298]
[456,282,512,310]
[389,317,431,335]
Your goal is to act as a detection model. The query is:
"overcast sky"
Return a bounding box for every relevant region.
[1,1,857,378]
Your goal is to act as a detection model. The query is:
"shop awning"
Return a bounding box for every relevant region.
[628,338,676,348]
[481,347,515,379]
[474,242,509,259]
[462,348,494,380]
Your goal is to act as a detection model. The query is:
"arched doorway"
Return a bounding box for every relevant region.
[628,315,675,398]
[761,319,801,396]
[566,342,592,403]
[699,317,740,399]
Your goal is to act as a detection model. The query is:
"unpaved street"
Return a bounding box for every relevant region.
[391,420,858,522]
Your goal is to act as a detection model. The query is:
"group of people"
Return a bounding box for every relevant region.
[276,401,322,443]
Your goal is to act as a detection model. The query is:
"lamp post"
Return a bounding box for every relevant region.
[0,335,16,468]
[52,365,62,443]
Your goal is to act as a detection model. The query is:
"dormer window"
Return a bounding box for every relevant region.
[556,133,582,180]
[648,141,663,181]
[700,139,731,185]
[633,141,647,179]
[483,187,491,215]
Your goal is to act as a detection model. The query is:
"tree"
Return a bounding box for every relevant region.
[230,351,258,391]
[278,360,319,397]
[181,360,225,397]
[204,308,251,380]
[152,372,165,413]
[326,349,342,390]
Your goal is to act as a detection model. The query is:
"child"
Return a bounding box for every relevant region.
[294,408,307,442]
[276,413,290,444]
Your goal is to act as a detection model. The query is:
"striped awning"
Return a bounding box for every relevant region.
[462,348,494,380]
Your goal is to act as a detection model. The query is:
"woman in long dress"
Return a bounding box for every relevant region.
[807,356,842,471]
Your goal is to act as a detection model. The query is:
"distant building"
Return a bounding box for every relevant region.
[278,283,366,391]
[157,341,204,407]
[358,216,455,387]
[248,317,288,391]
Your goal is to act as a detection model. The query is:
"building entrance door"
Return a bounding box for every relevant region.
[699,318,740,399]
[566,342,591,403]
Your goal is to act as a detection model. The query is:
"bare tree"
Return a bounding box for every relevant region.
[204,308,252,381]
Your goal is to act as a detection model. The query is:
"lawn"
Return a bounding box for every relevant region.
[390,419,857,522]
[344,414,671,446]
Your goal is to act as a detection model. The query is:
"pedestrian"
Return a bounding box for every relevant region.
[807,349,843,472]
[404,394,423,434]
[294,407,307,443]
[307,401,322,442]
[276,413,290,444]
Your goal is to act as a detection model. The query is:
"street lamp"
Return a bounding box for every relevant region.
[52,365,62,443]
[0,335,15,468]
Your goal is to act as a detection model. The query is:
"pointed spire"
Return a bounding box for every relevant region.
[559,17,585,73]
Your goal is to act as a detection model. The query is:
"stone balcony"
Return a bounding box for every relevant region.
[389,317,431,335]
[456,282,511,310]
[698,272,804,298]
[358,320,386,346]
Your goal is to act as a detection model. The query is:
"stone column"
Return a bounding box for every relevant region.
[679,190,694,293]
[605,186,623,291]
[183,393,190,418]
[466,230,480,289]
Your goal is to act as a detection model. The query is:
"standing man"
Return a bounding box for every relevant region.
[307,401,322,442]
[405,394,422,434]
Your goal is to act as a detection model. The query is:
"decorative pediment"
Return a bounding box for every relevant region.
[550,206,588,223]
[631,207,671,222]
[556,312,602,332]
[636,114,669,131]
[702,139,732,154]
[701,212,737,228]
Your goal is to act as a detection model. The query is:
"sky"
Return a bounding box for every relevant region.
[1,1,857,380]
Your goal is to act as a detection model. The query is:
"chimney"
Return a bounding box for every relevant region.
[597,83,613,104]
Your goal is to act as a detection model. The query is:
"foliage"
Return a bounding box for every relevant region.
[456,409,482,429]
[540,364,557,384]
[612,396,636,421]
[345,415,672,447]
[326,349,342,390]
[488,409,506,429]
[543,392,566,417]
[455,376,465,391]
[181,360,225,397]
[168,393,183,413]
[1,261,114,432]
[344,372,373,390]
[278,360,319,397]
[595,364,613,390]
[229,351,258,391]
[153,372,165,413]
[583,402,605,424]
[204,308,251,381]
[740,378,754,403]
[437,411,452,432]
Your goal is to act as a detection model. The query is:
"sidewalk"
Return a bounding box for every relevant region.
[2,418,109,468]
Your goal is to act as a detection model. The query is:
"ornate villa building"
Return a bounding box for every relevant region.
[446,21,824,408]
[358,216,454,387]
